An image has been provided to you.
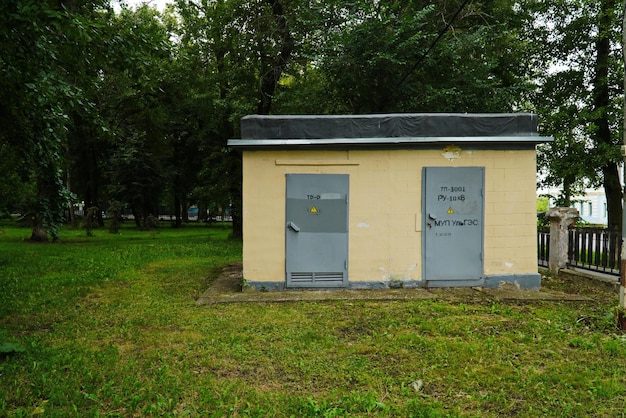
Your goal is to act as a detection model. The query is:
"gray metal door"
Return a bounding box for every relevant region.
[422,167,484,285]
[286,174,349,288]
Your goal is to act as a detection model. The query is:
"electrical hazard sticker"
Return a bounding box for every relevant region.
[447,207,454,214]
[309,206,319,214]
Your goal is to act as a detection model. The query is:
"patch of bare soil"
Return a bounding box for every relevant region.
[196,264,612,305]
[541,270,619,305]
[207,262,243,293]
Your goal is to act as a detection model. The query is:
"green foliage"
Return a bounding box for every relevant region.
[107,201,122,234]
[144,214,160,231]
[0,0,115,241]
[2,0,622,241]
[273,0,536,114]
[530,0,624,229]
[0,143,30,218]
[95,6,175,227]
[107,134,165,227]
[172,0,539,240]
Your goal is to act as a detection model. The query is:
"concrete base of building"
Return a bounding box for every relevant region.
[244,273,542,292]
[482,273,542,290]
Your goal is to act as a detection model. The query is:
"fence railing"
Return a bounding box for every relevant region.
[567,228,621,276]
[537,227,549,268]
[538,227,621,277]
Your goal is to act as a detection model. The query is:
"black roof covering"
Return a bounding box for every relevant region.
[241,113,538,139]
[228,113,552,149]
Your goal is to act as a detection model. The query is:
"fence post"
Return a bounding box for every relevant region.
[545,207,579,274]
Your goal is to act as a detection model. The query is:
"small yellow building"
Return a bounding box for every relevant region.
[228,114,552,291]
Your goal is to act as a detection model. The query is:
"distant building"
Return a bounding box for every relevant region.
[538,181,621,227]
[571,189,608,225]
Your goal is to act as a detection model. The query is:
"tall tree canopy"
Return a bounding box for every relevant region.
[531,0,624,229]
[172,0,538,237]
[0,0,111,240]
[2,0,621,239]
[270,0,536,114]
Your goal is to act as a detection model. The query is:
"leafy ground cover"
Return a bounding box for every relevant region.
[0,221,625,417]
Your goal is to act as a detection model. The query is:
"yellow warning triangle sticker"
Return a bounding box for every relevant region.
[447,207,454,214]
[310,206,319,214]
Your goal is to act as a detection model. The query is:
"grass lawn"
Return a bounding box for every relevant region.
[1,220,625,417]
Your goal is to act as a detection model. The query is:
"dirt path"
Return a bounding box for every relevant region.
[196,264,606,305]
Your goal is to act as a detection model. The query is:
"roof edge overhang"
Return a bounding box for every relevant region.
[227,136,553,151]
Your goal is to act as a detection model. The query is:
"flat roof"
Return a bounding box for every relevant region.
[228,114,553,150]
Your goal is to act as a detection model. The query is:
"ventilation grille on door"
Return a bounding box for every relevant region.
[289,272,344,284]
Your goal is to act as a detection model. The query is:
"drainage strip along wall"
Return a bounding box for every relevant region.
[228,113,553,290]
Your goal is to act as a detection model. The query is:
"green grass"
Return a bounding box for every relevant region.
[1,221,625,417]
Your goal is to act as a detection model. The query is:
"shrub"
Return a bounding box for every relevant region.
[107,201,122,234]
[144,214,159,231]
[82,206,99,237]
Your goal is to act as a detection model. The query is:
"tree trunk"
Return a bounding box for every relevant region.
[594,0,621,231]
[84,145,103,227]
[198,202,208,223]
[230,186,242,240]
[603,163,623,230]
[256,0,294,115]
[30,226,48,242]
[617,0,626,331]
[132,207,141,228]
[174,194,182,228]
[563,178,572,207]
[67,168,78,229]
[173,173,182,228]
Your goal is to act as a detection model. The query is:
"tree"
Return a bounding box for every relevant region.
[173,0,538,238]
[0,1,111,240]
[531,0,624,230]
[591,0,623,231]
[107,134,165,226]
[273,0,537,114]
[8,0,606,240]
[0,143,30,218]
[173,0,300,238]
[95,5,176,228]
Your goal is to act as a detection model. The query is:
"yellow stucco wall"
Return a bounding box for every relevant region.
[241,147,538,285]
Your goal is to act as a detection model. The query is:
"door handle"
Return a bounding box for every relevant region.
[427,213,437,229]
[287,222,300,232]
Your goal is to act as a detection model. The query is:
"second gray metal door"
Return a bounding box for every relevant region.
[422,167,484,285]
[285,174,349,288]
